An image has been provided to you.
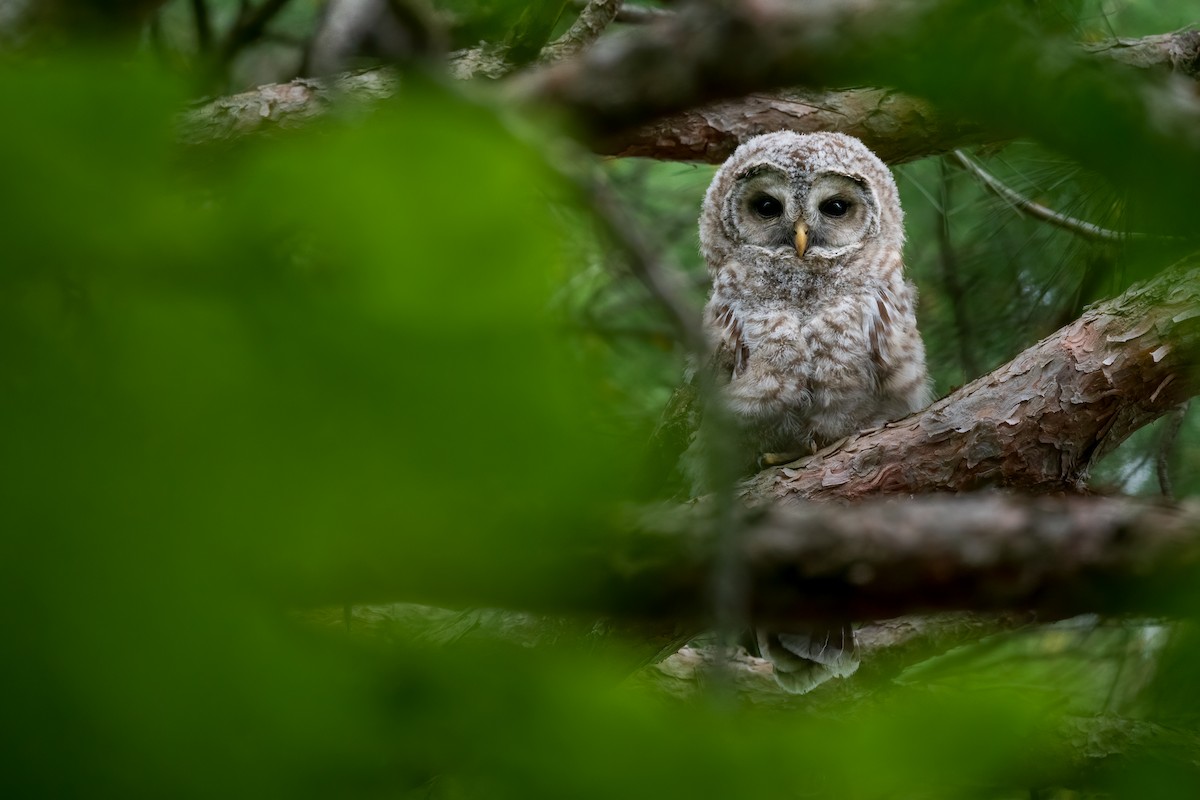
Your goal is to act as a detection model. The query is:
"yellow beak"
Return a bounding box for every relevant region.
[794,220,808,257]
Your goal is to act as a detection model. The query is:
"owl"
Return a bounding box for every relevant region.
[693,131,931,692]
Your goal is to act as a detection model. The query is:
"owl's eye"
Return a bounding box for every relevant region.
[819,198,850,217]
[750,195,783,219]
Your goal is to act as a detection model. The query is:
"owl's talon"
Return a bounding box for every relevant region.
[759,451,803,468]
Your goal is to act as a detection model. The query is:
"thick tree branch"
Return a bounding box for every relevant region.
[517,3,1200,137]
[179,24,1200,166]
[737,497,1200,624]
[515,3,1200,228]
[742,263,1200,502]
[596,88,988,164]
[1083,28,1200,77]
[276,266,1200,627]
[178,69,399,146]
[608,494,1200,626]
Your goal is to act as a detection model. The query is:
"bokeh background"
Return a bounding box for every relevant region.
[3,1,1200,798]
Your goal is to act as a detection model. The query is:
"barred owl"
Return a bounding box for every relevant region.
[694,131,931,693]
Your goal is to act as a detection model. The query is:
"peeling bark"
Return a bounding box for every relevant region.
[178,69,399,146]
[515,3,1200,227]
[1084,28,1200,78]
[742,263,1200,502]
[538,0,622,64]
[596,88,988,165]
[178,26,1200,167]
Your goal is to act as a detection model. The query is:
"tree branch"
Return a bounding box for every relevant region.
[539,0,622,63]
[741,261,1200,502]
[576,160,706,354]
[594,87,989,164]
[1083,28,1200,78]
[949,150,1134,243]
[178,23,1200,167]
[570,0,668,26]
[190,0,213,53]
[219,0,293,66]
[514,3,1200,229]
[609,494,1200,626]
[178,69,399,146]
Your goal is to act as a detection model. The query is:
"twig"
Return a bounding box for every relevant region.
[950,150,1133,243]
[219,0,294,66]
[572,0,670,25]
[615,3,670,25]
[936,156,980,378]
[1158,401,1189,500]
[540,0,623,64]
[190,0,213,53]
[580,165,705,354]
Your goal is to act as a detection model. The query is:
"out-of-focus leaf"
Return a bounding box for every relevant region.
[0,55,633,798]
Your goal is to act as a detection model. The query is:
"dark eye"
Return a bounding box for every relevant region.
[819,198,850,217]
[750,195,783,219]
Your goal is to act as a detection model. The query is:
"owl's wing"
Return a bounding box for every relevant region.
[710,302,748,378]
[863,281,932,412]
[865,286,901,371]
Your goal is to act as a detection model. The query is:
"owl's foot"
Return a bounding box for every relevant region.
[757,625,860,695]
[759,451,804,468]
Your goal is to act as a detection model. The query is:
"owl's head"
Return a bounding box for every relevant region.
[699,131,903,271]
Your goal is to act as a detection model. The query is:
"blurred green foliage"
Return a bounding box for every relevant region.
[0,53,1113,800]
[0,54,953,799]
[0,55,636,797]
[4,1,1200,798]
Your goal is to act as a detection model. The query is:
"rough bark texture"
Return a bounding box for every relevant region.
[1084,28,1200,77]
[515,3,1200,230]
[597,25,1187,164]
[178,24,1200,167]
[742,263,1200,502]
[538,0,622,63]
[178,69,399,146]
[512,0,932,135]
[517,3,1200,141]
[597,88,989,165]
[613,494,1200,625]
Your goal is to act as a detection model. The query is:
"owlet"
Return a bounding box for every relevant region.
[695,131,930,692]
